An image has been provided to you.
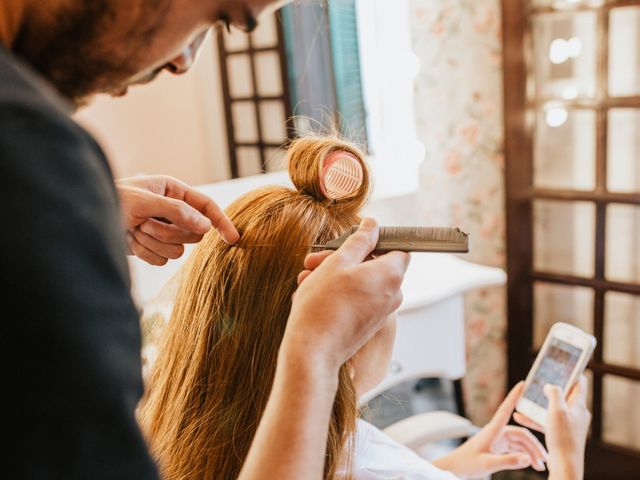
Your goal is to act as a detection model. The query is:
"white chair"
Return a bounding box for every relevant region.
[128,174,507,471]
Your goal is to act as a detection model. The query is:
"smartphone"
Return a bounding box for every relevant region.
[516,322,596,427]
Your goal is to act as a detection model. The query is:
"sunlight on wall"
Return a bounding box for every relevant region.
[74,32,230,185]
[356,0,424,199]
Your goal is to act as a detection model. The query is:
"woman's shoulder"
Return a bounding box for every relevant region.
[335,419,460,480]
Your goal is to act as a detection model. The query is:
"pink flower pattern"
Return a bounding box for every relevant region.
[411,0,506,425]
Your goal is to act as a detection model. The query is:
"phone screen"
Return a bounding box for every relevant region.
[523,337,584,408]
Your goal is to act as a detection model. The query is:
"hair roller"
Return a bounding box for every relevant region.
[287,136,370,213]
[319,150,364,200]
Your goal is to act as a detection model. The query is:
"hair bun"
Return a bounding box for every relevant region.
[287,136,370,211]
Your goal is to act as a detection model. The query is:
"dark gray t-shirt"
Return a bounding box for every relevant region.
[0,46,158,479]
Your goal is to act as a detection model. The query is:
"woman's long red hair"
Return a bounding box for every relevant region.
[139,136,370,479]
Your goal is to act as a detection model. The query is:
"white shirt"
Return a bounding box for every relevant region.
[336,419,460,480]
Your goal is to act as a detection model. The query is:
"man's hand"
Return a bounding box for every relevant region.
[433,382,548,479]
[282,217,411,371]
[238,218,410,480]
[116,175,239,265]
[514,375,591,480]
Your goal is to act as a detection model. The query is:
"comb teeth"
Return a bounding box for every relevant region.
[320,151,363,200]
[317,226,469,253]
[378,226,468,242]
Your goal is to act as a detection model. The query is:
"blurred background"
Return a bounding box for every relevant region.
[74,0,640,478]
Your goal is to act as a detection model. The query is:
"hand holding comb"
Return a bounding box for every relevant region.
[312,226,469,253]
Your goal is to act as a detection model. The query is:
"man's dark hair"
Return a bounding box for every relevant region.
[14,0,171,105]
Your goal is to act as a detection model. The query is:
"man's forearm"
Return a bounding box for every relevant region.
[237,346,339,480]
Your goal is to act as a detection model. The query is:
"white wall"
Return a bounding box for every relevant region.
[74,32,231,185]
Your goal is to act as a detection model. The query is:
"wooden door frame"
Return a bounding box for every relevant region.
[501,1,640,478]
[216,13,294,178]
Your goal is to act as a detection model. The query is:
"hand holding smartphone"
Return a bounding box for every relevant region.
[516,322,596,428]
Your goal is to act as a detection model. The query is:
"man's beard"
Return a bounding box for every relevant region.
[13,0,170,108]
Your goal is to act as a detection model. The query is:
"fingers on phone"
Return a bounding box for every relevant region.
[505,426,548,469]
[567,375,589,406]
[543,384,565,411]
[510,381,525,399]
[513,412,545,433]
[491,381,525,429]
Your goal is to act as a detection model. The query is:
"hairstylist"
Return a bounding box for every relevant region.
[0,1,589,479]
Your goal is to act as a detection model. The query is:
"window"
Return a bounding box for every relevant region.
[216,12,293,178]
[281,0,368,145]
[216,0,423,200]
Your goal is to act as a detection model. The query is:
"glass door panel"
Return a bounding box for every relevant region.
[505,2,640,474]
[532,12,598,99]
[609,7,640,97]
[534,108,596,190]
[533,200,596,277]
[223,27,249,51]
[259,101,288,143]
[251,14,279,48]
[604,292,640,369]
[603,375,640,450]
[605,204,640,283]
[227,55,254,97]
[232,102,259,143]
[237,147,263,177]
[607,109,640,193]
[533,282,594,348]
[217,10,293,178]
[255,52,284,96]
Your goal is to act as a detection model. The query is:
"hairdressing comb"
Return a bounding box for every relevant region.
[311,226,469,253]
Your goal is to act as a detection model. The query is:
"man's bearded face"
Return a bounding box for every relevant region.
[13,0,279,108]
[14,1,174,107]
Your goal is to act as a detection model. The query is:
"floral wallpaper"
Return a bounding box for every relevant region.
[410,0,507,425]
